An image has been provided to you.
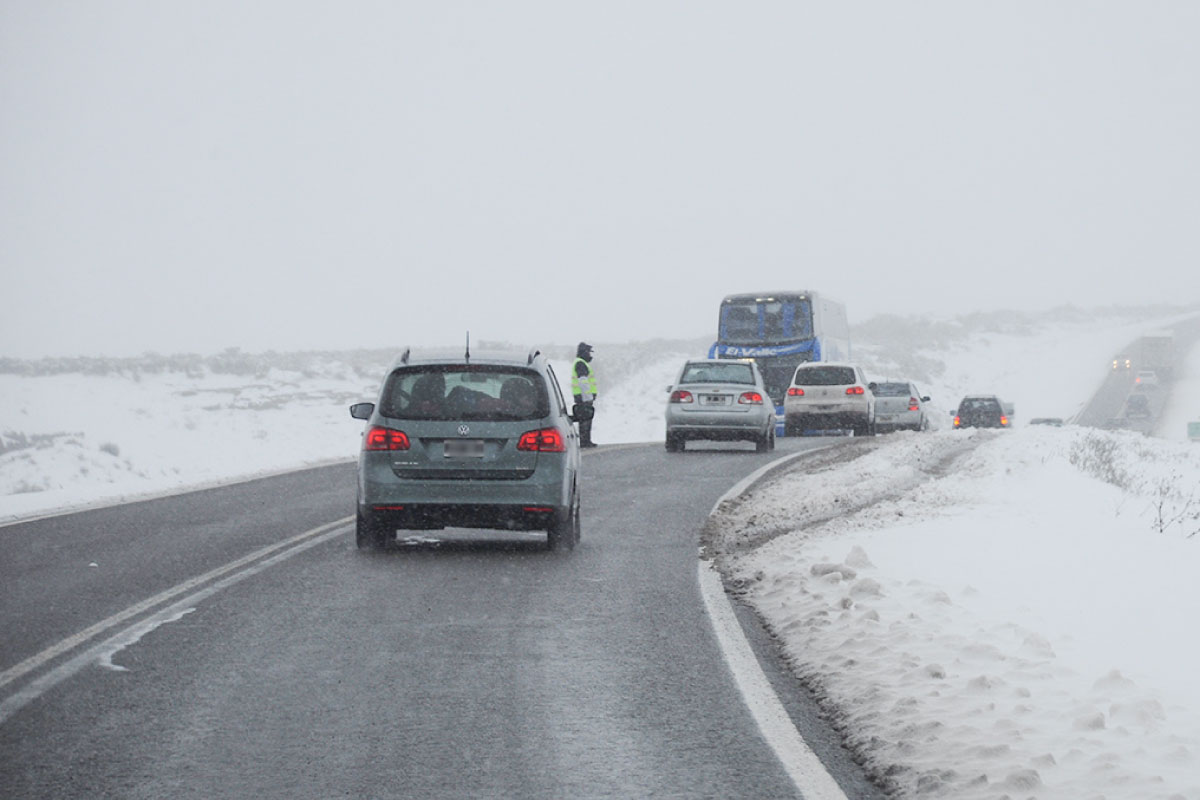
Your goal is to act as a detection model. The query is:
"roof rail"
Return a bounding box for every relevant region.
[527,348,541,365]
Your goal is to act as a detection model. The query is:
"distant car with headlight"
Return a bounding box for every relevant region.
[349,348,585,551]
[952,395,1011,429]
[665,359,775,452]
[1134,370,1159,389]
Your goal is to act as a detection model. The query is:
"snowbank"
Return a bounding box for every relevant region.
[711,428,1200,799]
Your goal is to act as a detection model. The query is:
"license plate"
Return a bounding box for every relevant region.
[443,439,485,458]
[700,394,728,405]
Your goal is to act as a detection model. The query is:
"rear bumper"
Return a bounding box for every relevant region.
[874,410,922,431]
[667,411,769,434]
[358,452,572,518]
[361,503,562,531]
[784,400,871,427]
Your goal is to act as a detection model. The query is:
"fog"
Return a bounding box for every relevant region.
[3,2,1198,358]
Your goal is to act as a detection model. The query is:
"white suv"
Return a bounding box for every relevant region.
[783,362,875,437]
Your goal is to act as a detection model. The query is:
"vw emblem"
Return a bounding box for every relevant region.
[458,424,470,436]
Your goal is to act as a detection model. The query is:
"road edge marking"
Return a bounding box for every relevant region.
[0,458,355,529]
[699,443,848,800]
[0,519,350,725]
[0,516,352,692]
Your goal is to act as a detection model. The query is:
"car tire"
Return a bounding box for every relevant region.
[768,427,776,451]
[356,509,387,550]
[755,428,771,452]
[665,432,684,453]
[548,489,580,552]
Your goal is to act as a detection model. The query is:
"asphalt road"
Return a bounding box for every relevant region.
[0,438,885,799]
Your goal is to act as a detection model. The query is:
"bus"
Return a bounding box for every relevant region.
[707,291,851,434]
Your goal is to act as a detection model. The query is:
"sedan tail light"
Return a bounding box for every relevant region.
[908,397,920,411]
[738,391,764,405]
[1000,416,1010,427]
[953,416,962,427]
[846,386,865,395]
[364,426,410,451]
[669,390,694,404]
[786,387,805,397]
[518,427,566,452]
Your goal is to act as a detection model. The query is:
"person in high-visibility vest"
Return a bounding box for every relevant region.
[572,341,598,447]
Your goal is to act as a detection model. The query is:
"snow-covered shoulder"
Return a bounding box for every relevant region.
[712,427,1200,799]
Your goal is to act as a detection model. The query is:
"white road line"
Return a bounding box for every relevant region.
[699,445,848,800]
[0,458,354,528]
[0,516,352,693]
[0,521,349,724]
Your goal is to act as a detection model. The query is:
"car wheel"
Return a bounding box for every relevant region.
[356,509,387,550]
[548,489,580,552]
[665,432,684,453]
[755,429,770,452]
[768,427,776,451]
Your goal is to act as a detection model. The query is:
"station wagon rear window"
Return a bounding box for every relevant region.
[679,363,755,385]
[959,398,1001,412]
[381,366,549,421]
[792,366,856,386]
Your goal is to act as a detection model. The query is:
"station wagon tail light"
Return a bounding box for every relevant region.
[738,391,764,405]
[908,397,920,411]
[1000,416,1010,427]
[846,386,865,395]
[787,387,805,397]
[670,390,694,404]
[518,428,566,452]
[364,426,410,450]
[953,416,962,427]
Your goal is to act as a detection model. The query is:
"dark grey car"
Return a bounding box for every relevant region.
[349,348,586,551]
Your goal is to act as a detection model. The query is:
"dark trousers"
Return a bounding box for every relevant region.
[576,401,594,445]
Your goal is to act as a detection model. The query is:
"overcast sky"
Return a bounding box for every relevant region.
[3,2,1198,358]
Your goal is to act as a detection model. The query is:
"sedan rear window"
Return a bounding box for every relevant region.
[381,366,549,421]
[679,363,755,385]
[792,366,856,386]
[872,382,912,397]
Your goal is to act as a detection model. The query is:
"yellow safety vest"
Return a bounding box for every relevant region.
[571,358,597,397]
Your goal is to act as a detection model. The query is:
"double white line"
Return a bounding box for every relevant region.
[0,516,351,724]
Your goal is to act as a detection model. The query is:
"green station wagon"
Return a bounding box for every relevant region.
[349,348,587,551]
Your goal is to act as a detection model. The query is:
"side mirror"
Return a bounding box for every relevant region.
[868,382,877,391]
[665,385,674,393]
[949,409,956,416]
[349,402,375,420]
[922,396,931,402]
[571,402,595,423]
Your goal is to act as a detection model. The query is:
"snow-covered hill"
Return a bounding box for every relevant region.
[2,307,1196,521]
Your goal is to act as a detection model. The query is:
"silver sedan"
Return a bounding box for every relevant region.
[665,359,776,452]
